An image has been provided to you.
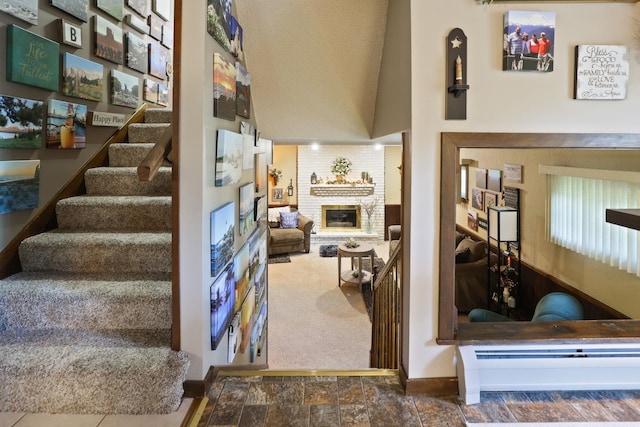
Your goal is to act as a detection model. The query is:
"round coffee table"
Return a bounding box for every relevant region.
[337,244,375,292]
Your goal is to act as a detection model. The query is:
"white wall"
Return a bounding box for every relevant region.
[407,0,640,379]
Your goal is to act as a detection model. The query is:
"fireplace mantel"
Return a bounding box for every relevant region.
[310,184,375,197]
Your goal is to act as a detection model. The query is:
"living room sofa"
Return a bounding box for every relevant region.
[455,231,496,313]
[468,292,584,322]
[267,207,314,256]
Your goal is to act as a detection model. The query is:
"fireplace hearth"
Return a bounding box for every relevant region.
[321,205,361,230]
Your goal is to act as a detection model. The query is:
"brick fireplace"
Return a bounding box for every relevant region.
[322,205,361,230]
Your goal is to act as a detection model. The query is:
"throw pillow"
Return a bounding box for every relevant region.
[455,247,470,263]
[455,231,466,247]
[268,206,289,223]
[279,211,299,229]
[456,238,486,262]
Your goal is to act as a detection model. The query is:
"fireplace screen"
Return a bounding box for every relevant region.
[321,205,361,230]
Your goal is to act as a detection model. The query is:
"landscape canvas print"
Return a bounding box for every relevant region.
[215,129,243,186]
[503,10,556,72]
[239,182,255,236]
[96,0,123,21]
[0,95,43,149]
[1,0,37,24]
[62,53,103,101]
[95,15,124,64]
[126,31,148,74]
[144,79,159,103]
[153,0,170,21]
[50,0,89,22]
[213,52,236,120]
[125,13,149,34]
[236,62,250,119]
[233,242,250,312]
[148,42,168,80]
[111,69,140,108]
[46,99,88,149]
[211,201,235,278]
[6,25,59,92]
[157,83,169,106]
[0,160,40,214]
[126,0,148,17]
[210,261,235,351]
[207,0,232,51]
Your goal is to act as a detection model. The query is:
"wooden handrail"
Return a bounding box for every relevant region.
[370,239,402,369]
[137,125,172,181]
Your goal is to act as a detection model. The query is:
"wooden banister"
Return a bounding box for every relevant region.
[137,125,173,182]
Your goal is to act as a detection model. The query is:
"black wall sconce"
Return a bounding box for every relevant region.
[446,28,469,120]
[287,179,294,196]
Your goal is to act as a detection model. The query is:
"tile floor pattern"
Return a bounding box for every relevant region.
[198,373,640,426]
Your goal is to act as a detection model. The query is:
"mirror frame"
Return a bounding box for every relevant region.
[438,132,640,343]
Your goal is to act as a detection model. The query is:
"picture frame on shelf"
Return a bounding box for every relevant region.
[95,15,124,64]
[62,53,103,101]
[61,19,82,48]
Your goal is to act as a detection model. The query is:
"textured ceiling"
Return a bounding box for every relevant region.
[235,0,389,143]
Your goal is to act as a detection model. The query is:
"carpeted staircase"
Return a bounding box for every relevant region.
[0,108,189,414]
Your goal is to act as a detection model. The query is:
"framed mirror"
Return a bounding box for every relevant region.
[438,132,640,343]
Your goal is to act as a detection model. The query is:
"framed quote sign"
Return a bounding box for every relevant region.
[575,45,629,100]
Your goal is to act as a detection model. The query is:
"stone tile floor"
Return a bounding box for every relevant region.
[198,373,640,426]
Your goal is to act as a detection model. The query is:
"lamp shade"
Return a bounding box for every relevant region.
[488,206,518,242]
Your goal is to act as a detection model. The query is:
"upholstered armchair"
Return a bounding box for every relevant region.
[468,292,584,322]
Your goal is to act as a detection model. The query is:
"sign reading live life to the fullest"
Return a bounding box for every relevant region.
[575,45,629,100]
[6,24,60,91]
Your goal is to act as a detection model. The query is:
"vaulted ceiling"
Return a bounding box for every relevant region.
[235,0,391,143]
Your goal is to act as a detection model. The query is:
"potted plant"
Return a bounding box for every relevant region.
[330,157,352,183]
[269,168,282,185]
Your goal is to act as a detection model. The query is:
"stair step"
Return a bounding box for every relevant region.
[0,272,172,330]
[19,231,172,274]
[128,123,170,143]
[0,329,188,414]
[145,108,172,124]
[85,167,172,196]
[109,142,155,166]
[56,196,172,230]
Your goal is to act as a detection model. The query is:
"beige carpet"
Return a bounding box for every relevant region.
[267,240,389,370]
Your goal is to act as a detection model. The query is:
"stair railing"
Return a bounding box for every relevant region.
[370,239,402,369]
[137,125,172,181]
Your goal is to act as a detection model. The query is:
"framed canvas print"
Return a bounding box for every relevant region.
[0,95,43,149]
[148,42,168,80]
[467,209,478,232]
[124,13,149,34]
[475,168,487,189]
[213,53,236,120]
[61,19,83,48]
[111,69,140,108]
[254,196,266,221]
[211,201,235,278]
[157,83,169,106]
[206,0,232,51]
[0,160,40,214]
[126,31,148,73]
[239,283,255,352]
[1,0,37,24]
[471,188,483,211]
[50,0,89,22]
[148,13,162,41]
[236,62,250,119]
[254,153,266,192]
[575,45,629,100]
[230,16,244,61]
[161,24,173,49]
[96,0,123,21]
[484,192,498,213]
[152,0,170,21]
[239,182,255,236]
[62,53,103,101]
[126,0,148,17]
[95,15,124,64]
[234,242,250,312]
[504,163,522,183]
[272,188,283,201]
[210,261,235,350]
[215,129,243,186]
[242,133,253,170]
[487,169,502,192]
[503,10,555,72]
[6,25,59,91]
[46,99,88,149]
[143,78,159,103]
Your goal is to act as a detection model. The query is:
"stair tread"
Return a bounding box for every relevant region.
[58,195,172,206]
[0,328,173,349]
[23,230,171,242]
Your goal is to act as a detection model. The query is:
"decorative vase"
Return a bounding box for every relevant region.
[366,217,372,234]
[335,175,344,184]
